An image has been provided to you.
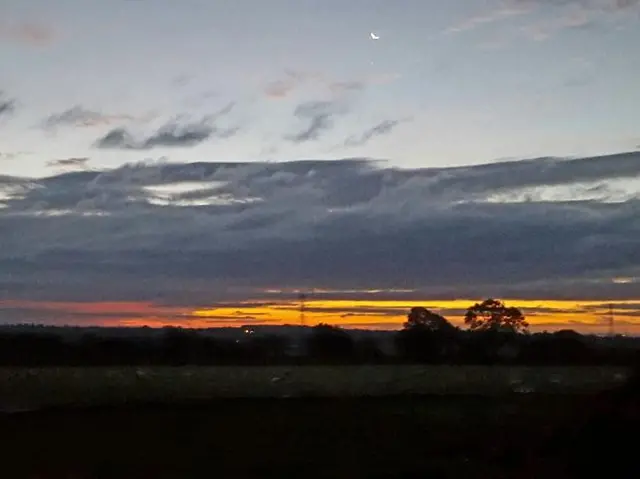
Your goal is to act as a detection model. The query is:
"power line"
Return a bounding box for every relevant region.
[299,293,306,326]
[608,303,615,337]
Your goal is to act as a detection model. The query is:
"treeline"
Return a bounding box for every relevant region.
[0,324,636,367]
[0,299,637,367]
[0,325,636,367]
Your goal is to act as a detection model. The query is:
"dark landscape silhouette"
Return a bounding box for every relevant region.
[0,299,637,367]
[1,300,638,478]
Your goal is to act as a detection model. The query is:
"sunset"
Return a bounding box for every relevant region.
[2,296,640,334]
[1,1,639,476]
[2,0,640,334]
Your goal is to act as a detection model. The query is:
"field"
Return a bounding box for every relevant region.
[0,365,630,410]
[0,366,635,478]
[1,394,635,478]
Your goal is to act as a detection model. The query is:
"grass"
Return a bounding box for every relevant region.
[0,394,626,478]
[0,365,629,410]
[0,366,636,478]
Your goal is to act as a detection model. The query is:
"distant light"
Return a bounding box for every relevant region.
[612,277,635,284]
[549,375,562,384]
[514,386,535,394]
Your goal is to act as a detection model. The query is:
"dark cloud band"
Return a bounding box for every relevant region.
[0,152,639,305]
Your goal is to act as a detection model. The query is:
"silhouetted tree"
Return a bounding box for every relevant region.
[404,307,457,333]
[520,330,593,365]
[306,323,355,361]
[396,308,459,363]
[464,299,528,333]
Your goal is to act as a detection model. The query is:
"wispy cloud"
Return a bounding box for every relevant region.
[46,157,91,170]
[0,93,16,119]
[95,120,237,150]
[285,100,347,143]
[343,118,409,148]
[263,70,337,100]
[95,103,238,150]
[520,4,595,41]
[264,70,398,100]
[447,0,640,38]
[446,2,535,33]
[264,71,307,99]
[0,22,54,46]
[0,151,31,161]
[328,81,366,94]
[523,0,640,11]
[42,106,138,130]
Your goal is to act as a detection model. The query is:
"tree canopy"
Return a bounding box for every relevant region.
[464,299,528,333]
[404,307,456,333]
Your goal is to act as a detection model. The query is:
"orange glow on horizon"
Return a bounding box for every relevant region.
[1,298,640,334]
[190,299,640,333]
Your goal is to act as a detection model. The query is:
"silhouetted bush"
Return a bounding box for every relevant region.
[519,331,594,365]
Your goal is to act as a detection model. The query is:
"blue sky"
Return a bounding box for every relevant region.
[1,0,640,331]
[2,0,639,177]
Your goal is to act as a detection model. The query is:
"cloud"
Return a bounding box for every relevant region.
[94,124,211,150]
[285,100,346,143]
[0,94,16,119]
[343,119,409,147]
[1,151,640,310]
[264,72,306,99]
[264,70,396,100]
[42,106,137,129]
[446,2,535,33]
[46,157,91,170]
[95,106,238,150]
[0,101,14,117]
[0,22,54,46]
[520,4,597,40]
[0,151,31,160]
[328,81,366,94]
[448,0,639,38]
[519,0,640,10]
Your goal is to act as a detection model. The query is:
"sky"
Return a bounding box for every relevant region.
[1,0,640,333]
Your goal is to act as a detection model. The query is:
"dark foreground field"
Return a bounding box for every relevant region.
[0,366,630,409]
[1,391,638,479]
